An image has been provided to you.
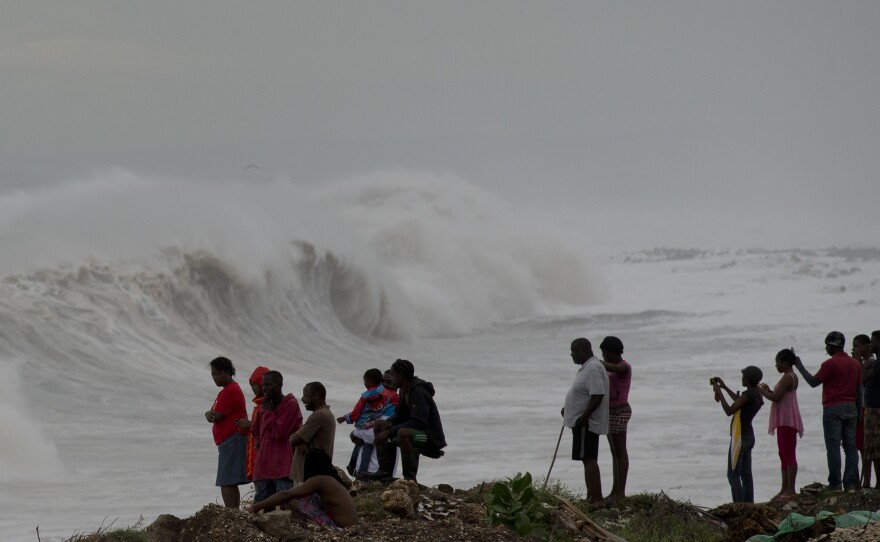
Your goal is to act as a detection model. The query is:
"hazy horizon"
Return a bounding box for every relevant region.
[3,1,879,249]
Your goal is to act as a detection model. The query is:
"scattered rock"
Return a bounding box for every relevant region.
[382,489,415,518]
[821,520,880,542]
[334,467,353,489]
[388,479,421,501]
[801,483,824,495]
[146,514,183,542]
[437,483,454,494]
[547,507,580,533]
[252,510,297,540]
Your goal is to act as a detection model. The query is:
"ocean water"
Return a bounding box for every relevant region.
[1,173,878,540]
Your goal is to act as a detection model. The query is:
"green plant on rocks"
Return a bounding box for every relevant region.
[485,472,547,538]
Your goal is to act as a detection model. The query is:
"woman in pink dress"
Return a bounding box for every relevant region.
[758,348,804,501]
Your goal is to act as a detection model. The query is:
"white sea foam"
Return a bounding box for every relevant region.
[311,170,602,335]
[0,359,63,481]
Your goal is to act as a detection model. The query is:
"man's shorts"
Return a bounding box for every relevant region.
[409,429,429,449]
[216,431,249,486]
[392,429,444,458]
[571,425,600,461]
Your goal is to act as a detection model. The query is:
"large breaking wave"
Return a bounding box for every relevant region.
[0,170,600,480]
[0,170,599,346]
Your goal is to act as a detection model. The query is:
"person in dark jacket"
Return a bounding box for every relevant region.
[372,359,446,482]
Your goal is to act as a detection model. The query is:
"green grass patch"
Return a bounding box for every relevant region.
[511,478,726,542]
[585,493,725,542]
[353,489,392,520]
[533,479,584,503]
[59,517,148,542]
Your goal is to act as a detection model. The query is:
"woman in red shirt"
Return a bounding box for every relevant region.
[205,356,249,508]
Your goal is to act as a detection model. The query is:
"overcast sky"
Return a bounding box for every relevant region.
[2,1,879,248]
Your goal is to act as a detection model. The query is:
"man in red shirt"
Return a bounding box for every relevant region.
[795,331,863,490]
[251,370,303,507]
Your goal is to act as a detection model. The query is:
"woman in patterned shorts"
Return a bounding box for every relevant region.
[599,336,632,505]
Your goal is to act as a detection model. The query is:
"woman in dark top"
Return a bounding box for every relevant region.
[712,366,764,503]
[859,333,880,488]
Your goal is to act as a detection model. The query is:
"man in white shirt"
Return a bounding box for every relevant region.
[562,337,609,504]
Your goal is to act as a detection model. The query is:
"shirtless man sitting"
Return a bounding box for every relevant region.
[248,474,357,528]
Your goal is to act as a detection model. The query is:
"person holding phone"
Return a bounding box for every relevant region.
[712,366,764,503]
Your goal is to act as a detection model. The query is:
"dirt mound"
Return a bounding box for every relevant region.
[796,488,880,518]
[143,486,522,542]
[312,515,520,542]
[127,482,880,542]
[709,502,779,542]
[157,505,275,542]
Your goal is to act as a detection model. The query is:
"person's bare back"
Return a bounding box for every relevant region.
[250,475,356,528]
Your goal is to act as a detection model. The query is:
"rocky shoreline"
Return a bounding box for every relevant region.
[70,477,880,542]
[138,478,520,542]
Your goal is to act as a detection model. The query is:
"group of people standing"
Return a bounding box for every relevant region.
[204,327,879,526]
[204,358,335,513]
[562,336,633,506]
[712,330,880,504]
[561,330,880,508]
[204,356,446,528]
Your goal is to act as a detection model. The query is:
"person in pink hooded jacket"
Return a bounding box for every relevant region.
[251,370,303,508]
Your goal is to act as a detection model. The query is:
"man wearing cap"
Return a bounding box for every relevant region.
[794,331,863,490]
[562,338,609,504]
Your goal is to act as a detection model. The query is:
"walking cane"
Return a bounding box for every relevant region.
[542,421,566,490]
